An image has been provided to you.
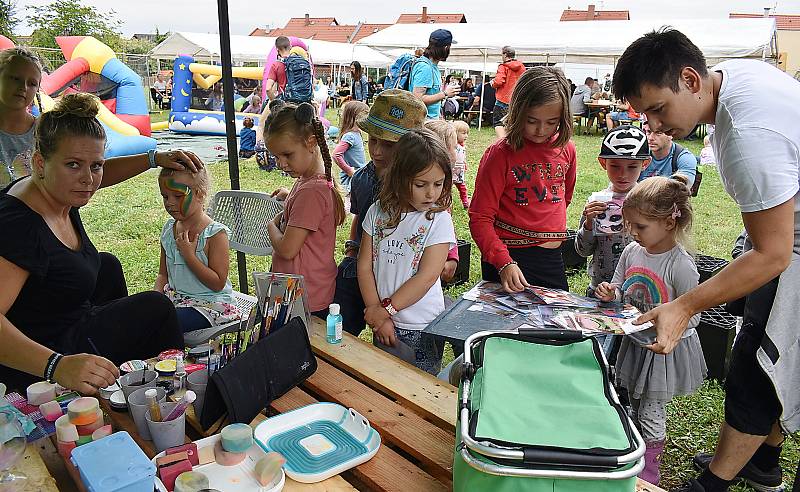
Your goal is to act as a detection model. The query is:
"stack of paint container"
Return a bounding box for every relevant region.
[53,396,112,458]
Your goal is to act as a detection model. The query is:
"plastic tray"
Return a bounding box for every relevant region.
[254,403,380,483]
[153,434,285,492]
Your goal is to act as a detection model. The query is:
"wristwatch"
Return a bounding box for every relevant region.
[381,298,398,316]
[147,148,158,169]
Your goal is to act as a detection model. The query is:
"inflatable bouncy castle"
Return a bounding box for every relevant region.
[0,35,155,158]
[169,56,263,135]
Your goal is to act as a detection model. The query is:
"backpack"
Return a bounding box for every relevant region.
[383,53,419,91]
[442,97,460,118]
[281,55,313,103]
[671,143,702,197]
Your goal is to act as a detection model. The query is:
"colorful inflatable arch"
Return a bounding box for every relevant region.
[0,35,155,158]
[169,56,263,135]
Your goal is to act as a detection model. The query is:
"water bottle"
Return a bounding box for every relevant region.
[173,355,186,392]
[326,304,343,344]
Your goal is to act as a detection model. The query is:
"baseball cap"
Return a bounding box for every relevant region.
[598,125,650,160]
[357,89,427,142]
[429,29,455,47]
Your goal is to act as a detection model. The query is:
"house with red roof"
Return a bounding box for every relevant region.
[560,4,629,21]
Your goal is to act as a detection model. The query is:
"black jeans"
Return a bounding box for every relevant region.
[481,245,569,291]
[724,277,782,436]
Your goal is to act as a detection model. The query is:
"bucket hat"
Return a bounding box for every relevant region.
[357,89,427,142]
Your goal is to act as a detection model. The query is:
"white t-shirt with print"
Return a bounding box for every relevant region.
[711,59,800,213]
[363,202,456,331]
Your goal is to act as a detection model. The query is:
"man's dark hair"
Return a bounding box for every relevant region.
[423,44,450,62]
[613,27,708,101]
[584,76,594,85]
[502,46,515,58]
[275,36,291,51]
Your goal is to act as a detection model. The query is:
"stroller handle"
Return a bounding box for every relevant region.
[517,328,583,341]
[522,448,619,467]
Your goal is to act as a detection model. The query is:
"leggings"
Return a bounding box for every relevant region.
[630,397,668,442]
[481,245,569,290]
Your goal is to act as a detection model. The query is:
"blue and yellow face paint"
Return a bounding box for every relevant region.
[164,178,194,217]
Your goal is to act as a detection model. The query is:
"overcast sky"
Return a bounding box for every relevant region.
[12,0,800,36]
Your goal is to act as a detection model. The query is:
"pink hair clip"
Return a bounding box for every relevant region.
[671,203,682,219]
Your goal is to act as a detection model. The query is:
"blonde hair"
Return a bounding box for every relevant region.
[35,93,105,159]
[0,47,43,111]
[452,120,469,135]
[377,128,453,230]
[504,66,572,151]
[623,175,694,250]
[159,167,212,205]
[424,120,457,154]
[337,100,369,139]
[265,102,346,226]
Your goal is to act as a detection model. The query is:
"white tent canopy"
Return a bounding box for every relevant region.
[150,31,392,67]
[357,18,778,66]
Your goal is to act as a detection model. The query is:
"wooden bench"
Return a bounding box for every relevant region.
[50,317,664,491]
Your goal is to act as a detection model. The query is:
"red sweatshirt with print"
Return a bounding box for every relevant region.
[469,137,577,270]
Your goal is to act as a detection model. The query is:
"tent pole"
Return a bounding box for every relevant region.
[216,0,247,293]
[478,48,487,130]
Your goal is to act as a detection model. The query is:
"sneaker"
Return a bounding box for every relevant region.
[693,453,786,492]
[671,479,707,492]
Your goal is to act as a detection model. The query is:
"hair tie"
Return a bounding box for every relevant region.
[294,103,315,124]
[671,203,682,220]
[326,179,334,190]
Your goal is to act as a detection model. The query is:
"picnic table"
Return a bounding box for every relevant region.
[49,317,665,491]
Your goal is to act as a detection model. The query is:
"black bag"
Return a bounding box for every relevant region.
[199,316,317,430]
[671,143,702,197]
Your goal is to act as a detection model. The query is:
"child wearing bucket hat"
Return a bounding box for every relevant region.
[333,90,428,336]
[575,125,651,357]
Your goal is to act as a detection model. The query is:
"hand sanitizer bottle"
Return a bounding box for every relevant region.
[326,304,343,344]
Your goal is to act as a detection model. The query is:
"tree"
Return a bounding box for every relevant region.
[26,0,122,50]
[0,0,18,40]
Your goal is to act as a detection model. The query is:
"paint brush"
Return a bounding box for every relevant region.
[267,296,282,334]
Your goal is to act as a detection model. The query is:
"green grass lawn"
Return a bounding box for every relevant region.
[87,112,796,490]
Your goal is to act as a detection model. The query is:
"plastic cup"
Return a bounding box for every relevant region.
[119,369,158,402]
[186,371,208,419]
[127,386,166,441]
[145,402,186,453]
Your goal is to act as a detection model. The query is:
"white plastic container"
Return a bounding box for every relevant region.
[253,402,380,483]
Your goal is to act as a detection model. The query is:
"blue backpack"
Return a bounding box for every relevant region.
[281,55,313,103]
[383,53,419,91]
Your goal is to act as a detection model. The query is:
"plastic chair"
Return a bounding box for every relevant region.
[180,190,284,347]
[208,190,284,256]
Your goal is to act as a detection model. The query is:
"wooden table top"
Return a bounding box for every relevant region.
[52,316,664,492]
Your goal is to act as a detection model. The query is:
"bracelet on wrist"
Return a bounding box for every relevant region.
[497,261,518,275]
[44,352,63,383]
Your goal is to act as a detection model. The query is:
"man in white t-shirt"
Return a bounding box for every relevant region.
[151,73,168,108]
[614,28,799,492]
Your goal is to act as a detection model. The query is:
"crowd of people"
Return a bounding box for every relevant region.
[1,25,798,492]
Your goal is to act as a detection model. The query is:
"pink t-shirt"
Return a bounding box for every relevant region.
[271,175,337,312]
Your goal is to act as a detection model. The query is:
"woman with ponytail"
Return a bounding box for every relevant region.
[265,102,345,318]
[0,93,184,395]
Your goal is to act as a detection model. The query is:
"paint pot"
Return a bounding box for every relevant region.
[220,423,253,453]
[158,349,184,361]
[75,408,104,435]
[145,402,185,452]
[185,371,208,419]
[39,400,63,422]
[155,359,177,377]
[91,424,112,441]
[67,397,100,425]
[119,359,147,374]
[55,414,79,442]
[27,381,56,405]
[188,344,213,359]
[57,439,77,459]
[120,369,158,402]
[99,382,120,400]
[128,386,166,441]
[174,470,210,492]
[109,390,127,410]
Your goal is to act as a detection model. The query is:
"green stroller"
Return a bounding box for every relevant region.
[455,328,645,491]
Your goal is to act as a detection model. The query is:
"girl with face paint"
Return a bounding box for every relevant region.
[155,168,241,333]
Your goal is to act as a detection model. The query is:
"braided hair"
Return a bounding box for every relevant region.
[265,102,345,226]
